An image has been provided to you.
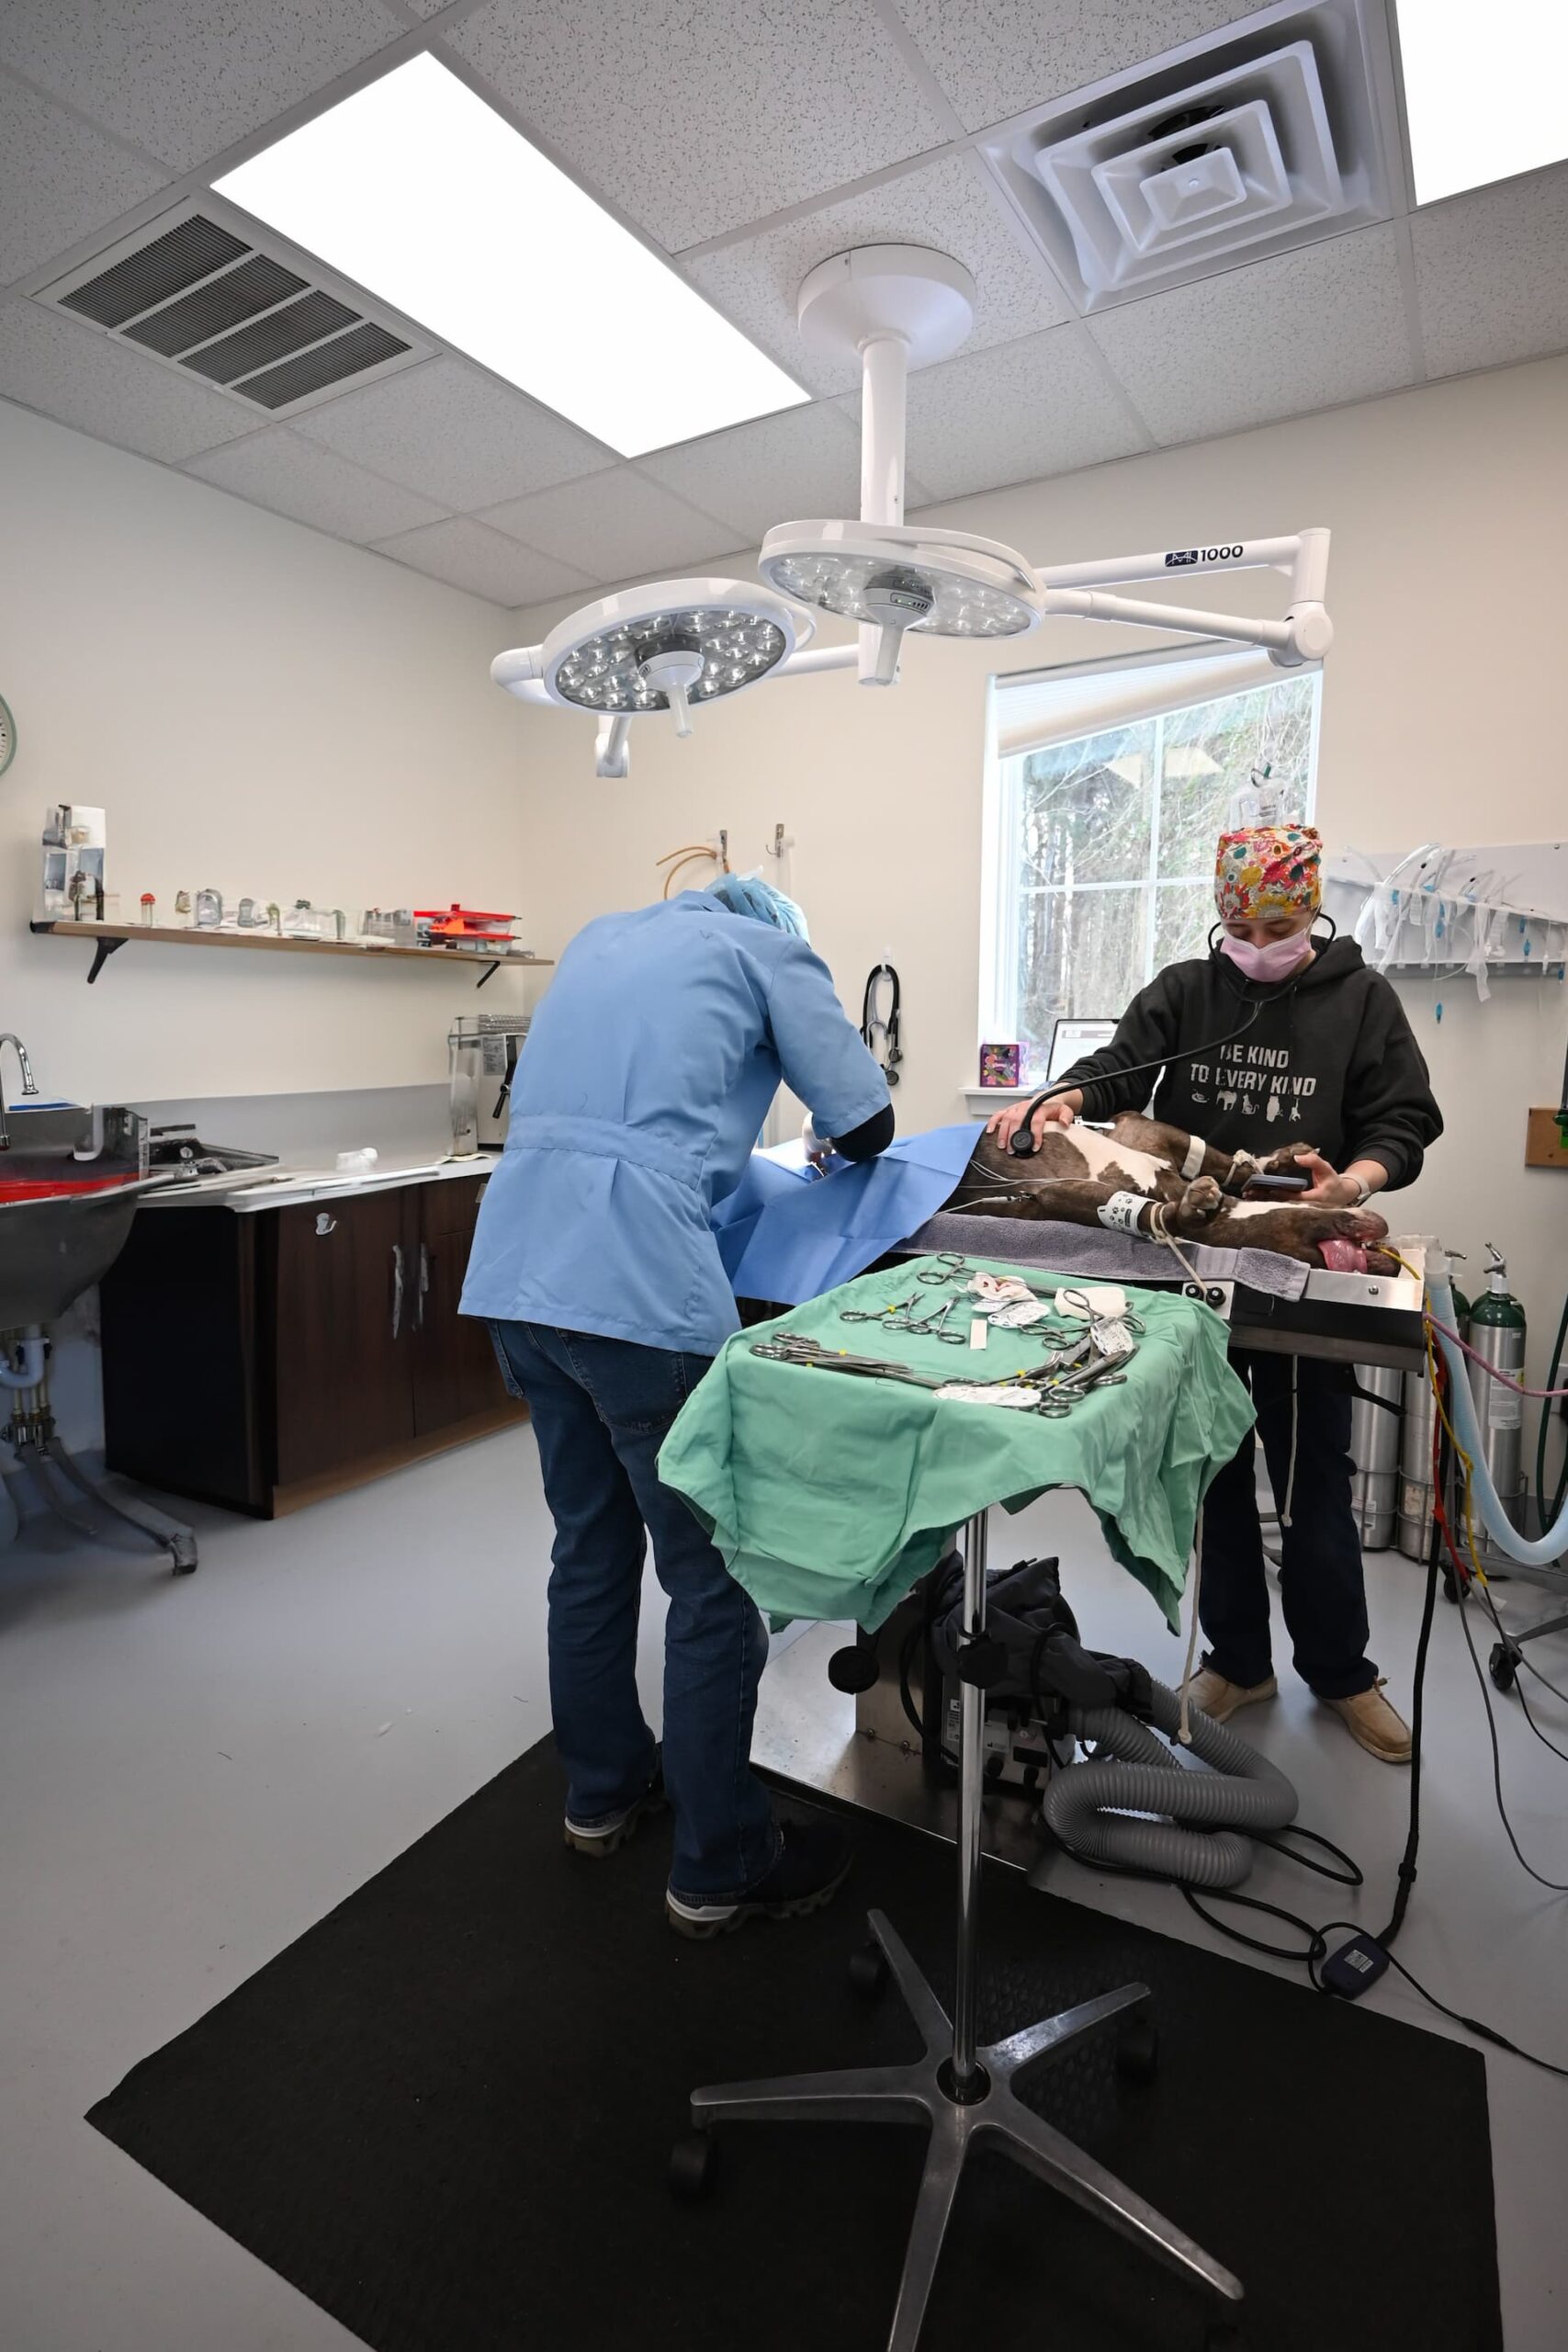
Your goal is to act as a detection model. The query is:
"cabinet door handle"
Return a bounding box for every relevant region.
[391,1242,404,1339]
[415,1241,430,1330]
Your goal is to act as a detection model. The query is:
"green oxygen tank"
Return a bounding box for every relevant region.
[1468,1246,1527,1529]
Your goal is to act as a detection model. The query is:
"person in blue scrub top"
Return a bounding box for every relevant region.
[462,876,892,1938]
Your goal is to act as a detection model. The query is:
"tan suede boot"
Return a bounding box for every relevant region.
[1322,1679,1413,1763]
[1179,1667,1278,1724]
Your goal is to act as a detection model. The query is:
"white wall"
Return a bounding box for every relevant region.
[504,356,1568,1385]
[1,400,537,1104]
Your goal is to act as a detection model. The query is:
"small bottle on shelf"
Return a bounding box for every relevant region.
[140,892,156,927]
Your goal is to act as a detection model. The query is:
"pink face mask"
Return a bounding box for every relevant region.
[1217,930,1314,983]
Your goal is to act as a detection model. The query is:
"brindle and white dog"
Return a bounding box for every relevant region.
[953,1114,1394,1269]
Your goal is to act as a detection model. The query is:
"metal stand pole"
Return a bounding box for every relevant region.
[679,1506,1243,2346]
[950,1507,987,2092]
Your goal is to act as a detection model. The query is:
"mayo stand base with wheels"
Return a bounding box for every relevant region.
[671,1510,1244,2351]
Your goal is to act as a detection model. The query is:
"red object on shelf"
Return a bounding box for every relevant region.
[413,903,518,947]
[0,1172,139,1204]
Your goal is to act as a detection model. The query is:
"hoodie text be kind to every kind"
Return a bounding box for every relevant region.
[1186,1039,1319,1123]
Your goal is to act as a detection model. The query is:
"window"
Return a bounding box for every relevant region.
[980,647,1321,1086]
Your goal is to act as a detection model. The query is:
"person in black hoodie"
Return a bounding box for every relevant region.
[987,823,1443,1763]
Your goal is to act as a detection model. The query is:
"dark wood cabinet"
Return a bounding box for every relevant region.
[272,1188,414,1488]
[101,1174,523,1516]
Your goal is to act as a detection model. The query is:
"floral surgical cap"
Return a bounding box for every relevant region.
[1214,824,1323,922]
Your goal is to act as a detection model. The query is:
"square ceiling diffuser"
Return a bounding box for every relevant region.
[982,0,1396,312]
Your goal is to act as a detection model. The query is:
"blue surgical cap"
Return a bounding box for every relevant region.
[710,872,809,939]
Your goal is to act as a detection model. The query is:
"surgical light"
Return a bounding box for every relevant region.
[488,240,1337,770]
[1396,0,1568,204]
[491,578,812,771]
[213,54,807,456]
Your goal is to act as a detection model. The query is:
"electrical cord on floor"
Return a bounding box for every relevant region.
[1040,1815,1362,1975]
[1466,1577,1568,1766]
[1451,1582,1568,1892]
[1306,1925,1568,2080]
[1427,1361,1568,1869]
[1514,1648,1568,1710]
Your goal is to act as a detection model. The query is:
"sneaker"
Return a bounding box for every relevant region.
[1322,1679,1412,1764]
[563,1755,667,1858]
[666,1817,852,1940]
[1180,1667,1278,1724]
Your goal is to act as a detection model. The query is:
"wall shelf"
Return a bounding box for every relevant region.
[28,917,554,988]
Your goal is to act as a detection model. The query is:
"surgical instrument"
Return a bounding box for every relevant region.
[903,1295,969,1344]
[915,1251,969,1286]
[750,1335,1039,1392]
[840,1289,924,1327]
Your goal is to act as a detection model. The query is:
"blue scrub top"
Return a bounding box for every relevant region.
[460,892,890,1354]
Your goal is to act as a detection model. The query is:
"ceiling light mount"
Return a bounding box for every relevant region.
[761,245,1043,685]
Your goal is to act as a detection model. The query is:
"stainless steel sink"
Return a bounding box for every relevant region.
[0,1105,175,1328]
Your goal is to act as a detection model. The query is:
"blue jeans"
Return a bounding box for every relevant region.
[489,1320,778,1901]
[1198,1351,1377,1702]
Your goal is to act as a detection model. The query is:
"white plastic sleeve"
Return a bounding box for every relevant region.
[1181,1134,1206,1180]
[1097,1190,1148,1234]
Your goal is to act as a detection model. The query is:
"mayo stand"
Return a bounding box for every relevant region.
[672,1508,1243,2350]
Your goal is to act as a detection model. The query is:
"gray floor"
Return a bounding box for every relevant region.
[2,1431,1565,2351]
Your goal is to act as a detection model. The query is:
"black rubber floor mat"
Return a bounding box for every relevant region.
[88,1739,1501,2352]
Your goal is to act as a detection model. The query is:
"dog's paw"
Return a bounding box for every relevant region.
[1179,1175,1224,1224]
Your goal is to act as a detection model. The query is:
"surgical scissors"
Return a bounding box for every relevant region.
[914,1251,969,1287]
[904,1295,968,1345]
[840,1289,922,1327]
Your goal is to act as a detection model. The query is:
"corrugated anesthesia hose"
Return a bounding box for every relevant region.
[1041,1679,1298,1890]
[1427,1260,1568,1568]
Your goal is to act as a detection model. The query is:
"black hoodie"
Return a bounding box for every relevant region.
[1057,936,1443,1188]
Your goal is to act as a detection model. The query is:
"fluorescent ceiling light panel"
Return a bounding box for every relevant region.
[1397,0,1568,204]
[214,54,807,456]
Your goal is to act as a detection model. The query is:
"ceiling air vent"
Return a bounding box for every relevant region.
[982,0,1396,312]
[37,198,429,416]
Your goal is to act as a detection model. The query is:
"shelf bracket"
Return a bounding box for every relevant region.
[474,960,501,990]
[85,935,126,984]
[29,920,127,984]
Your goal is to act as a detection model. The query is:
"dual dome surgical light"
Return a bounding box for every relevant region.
[490,245,1335,775]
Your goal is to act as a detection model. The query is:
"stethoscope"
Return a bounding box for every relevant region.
[1008,914,1337,1159]
[862,962,901,1087]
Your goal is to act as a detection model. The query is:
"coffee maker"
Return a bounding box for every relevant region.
[447,1013,529,1158]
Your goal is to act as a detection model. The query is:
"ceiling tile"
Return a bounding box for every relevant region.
[445,0,946,250]
[897,326,1146,501]
[0,71,170,288]
[639,402,867,543]
[1412,167,1568,381]
[888,0,1261,134]
[0,1,401,174]
[1087,226,1414,444]
[684,152,1068,397]
[183,425,447,541]
[374,514,594,605]
[0,297,254,461]
[294,357,614,512]
[479,469,737,584]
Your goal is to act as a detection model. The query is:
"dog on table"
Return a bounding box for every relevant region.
[953,1112,1395,1269]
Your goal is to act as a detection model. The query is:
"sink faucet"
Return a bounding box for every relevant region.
[0,1034,39,1150]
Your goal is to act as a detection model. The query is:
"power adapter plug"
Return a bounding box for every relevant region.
[1322,1932,1391,1999]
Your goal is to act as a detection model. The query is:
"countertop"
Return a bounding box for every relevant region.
[144,1148,500,1215]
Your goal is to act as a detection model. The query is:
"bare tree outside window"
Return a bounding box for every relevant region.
[991,668,1320,1085]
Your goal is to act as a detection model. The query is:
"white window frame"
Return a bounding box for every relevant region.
[976,641,1322,1097]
